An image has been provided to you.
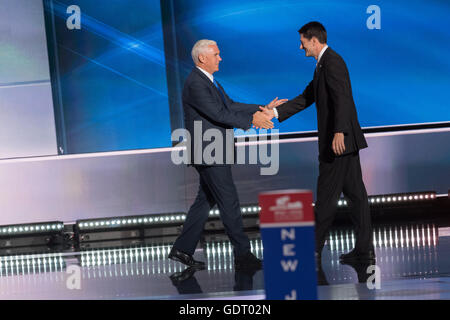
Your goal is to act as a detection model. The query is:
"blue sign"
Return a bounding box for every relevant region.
[260,225,317,300]
[259,190,318,300]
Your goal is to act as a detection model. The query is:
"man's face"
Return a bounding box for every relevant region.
[300,34,316,57]
[199,44,222,74]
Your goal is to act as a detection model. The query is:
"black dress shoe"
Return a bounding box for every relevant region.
[339,248,376,262]
[170,267,203,294]
[339,260,373,283]
[234,251,262,270]
[234,268,257,291]
[168,248,205,268]
[170,267,199,285]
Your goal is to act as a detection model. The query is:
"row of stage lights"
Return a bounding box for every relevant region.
[328,224,438,251]
[212,192,437,212]
[208,205,261,217]
[77,214,187,230]
[0,253,65,277]
[79,239,263,270]
[77,205,261,231]
[0,192,440,236]
[80,245,173,267]
[337,191,436,207]
[0,256,64,270]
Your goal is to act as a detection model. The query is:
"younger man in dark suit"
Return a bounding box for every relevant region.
[267,22,375,263]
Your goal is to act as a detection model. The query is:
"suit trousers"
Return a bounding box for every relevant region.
[173,165,251,257]
[314,152,373,253]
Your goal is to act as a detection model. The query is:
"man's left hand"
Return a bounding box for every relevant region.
[265,97,288,109]
[332,132,345,156]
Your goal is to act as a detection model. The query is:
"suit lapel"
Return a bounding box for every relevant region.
[313,47,330,100]
[193,67,215,88]
[313,66,320,98]
[193,68,228,108]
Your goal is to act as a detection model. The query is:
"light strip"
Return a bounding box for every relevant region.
[338,191,436,208]
[209,205,261,217]
[80,244,173,267]
[327,224,437,251]
[0,222,64,237]
[0,253,66,278]
[0,256,64,268]
[77,213,187,231]
[78,191,437,231]
[78,205,262,232]
[367,192,436,206]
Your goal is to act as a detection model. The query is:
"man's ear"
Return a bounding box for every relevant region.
[198,54,205,64]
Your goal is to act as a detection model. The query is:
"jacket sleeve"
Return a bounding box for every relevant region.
[228,100,260,115]
[325,57,352,133]
[277,81,315,122]
[220,84,261,115]
[188,81,253,130]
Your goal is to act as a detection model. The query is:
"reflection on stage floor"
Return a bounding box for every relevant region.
[1,222,450,300]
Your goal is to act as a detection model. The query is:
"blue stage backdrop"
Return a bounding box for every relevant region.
[44,0,171,153]
[44,0,450,153]
[169,0,450,135]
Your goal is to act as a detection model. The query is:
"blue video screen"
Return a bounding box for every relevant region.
[45,0,171,153]
[170,0,450,134]
[44,0,450,154]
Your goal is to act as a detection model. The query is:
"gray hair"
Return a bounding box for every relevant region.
[191,39,217,65]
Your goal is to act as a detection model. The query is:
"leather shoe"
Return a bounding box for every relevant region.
[170,267,199,285]
[235,251,262,270]
[339,248,376,262]
[339,260,373,283]
[168,247,205,268]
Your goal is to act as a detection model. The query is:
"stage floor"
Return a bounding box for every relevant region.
[1,222,450,300]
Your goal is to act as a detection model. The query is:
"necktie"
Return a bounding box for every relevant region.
[213,79,228,107]
[314,63,320,80]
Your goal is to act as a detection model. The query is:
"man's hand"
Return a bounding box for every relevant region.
[252,111,274,129]
[252,107,275,129]
[332,132,345,156]
[265,97,288,110]
[259,106,275,119]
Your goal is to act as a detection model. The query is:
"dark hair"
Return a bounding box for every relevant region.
[298,21,327,44]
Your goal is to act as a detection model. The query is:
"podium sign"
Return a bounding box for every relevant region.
[259,190,317,300]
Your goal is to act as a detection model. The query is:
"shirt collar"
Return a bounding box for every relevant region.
[196,66,214,83]
[317,45,329,64]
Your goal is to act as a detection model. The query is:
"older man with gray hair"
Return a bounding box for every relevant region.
[168,39,286,270]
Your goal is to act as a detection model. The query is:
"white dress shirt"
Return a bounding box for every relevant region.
[273,45,328,118]
[317,44,328,65]
[196,66,214,83]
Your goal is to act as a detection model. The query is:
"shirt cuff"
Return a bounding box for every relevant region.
[273,107,279,119]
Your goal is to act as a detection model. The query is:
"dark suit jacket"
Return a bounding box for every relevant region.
[277,47,368,162]
[182,67,260,165]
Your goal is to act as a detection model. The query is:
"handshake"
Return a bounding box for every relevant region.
[252,97,288,129]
